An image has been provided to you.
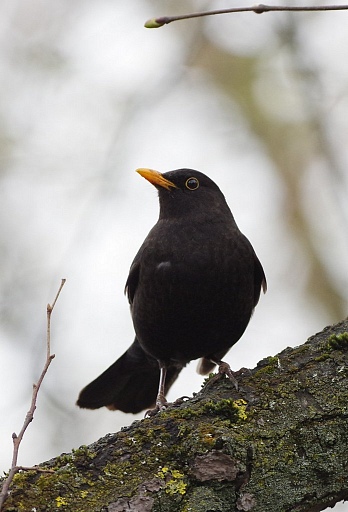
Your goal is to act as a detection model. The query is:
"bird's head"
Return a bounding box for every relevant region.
[136,168,233,221]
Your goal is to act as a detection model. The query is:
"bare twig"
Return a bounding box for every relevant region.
[144,3,348,28]
[0,279,66,511]
[46,278,65,358]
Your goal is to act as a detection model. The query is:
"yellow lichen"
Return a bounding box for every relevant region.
[55,496,68,507]
[171,469,184,479]
[156,466,169,478]
[155,466,187,495]
[166,478,187,495]
[233,399,248,420]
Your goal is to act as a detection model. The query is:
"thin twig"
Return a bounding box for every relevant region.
[0,279,66,511]
[47,278,66,358]
[144,3,348,27]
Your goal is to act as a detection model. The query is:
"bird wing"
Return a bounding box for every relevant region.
[124,248,143,305]
[253,253,267,307]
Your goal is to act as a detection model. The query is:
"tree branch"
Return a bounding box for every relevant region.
[1,318,348,511]
[0,279,66,511]
[145,4,348,28]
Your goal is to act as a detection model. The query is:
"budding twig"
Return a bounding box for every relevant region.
[0,279,66,511]
[144,3,348,28]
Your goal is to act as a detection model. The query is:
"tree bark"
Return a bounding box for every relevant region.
[2,319,348,512]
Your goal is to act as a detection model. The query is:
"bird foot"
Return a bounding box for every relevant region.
[145,394,169,417]
[145,405,165,417]
[145,395,190,417]
[173,395,190,405]
[217,361,239,390]
[203,361,239,391]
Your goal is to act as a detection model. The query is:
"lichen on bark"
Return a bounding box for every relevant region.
[1,319,348,511]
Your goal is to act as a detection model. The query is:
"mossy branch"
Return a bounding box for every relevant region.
[1,318,348,511]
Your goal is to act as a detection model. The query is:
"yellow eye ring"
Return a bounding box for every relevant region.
[185,177,199,190]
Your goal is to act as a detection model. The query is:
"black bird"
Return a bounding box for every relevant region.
[77,168,266,414]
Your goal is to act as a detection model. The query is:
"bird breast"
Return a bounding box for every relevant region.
[130,220,255,364]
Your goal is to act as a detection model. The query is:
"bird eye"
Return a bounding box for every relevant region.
[185,177,199,190]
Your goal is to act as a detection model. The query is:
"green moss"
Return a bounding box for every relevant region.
[159,398,246,424]
[327,332,348,351]
[181,484,233,511]
[201,398,245,421]
[201,372,216,387]
[254,356,280,377]
[50,446,96,471]
[315,353,331,362]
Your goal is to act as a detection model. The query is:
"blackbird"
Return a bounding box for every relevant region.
[77,168,266,414]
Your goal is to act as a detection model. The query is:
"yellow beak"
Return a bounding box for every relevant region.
[136,168,177,190]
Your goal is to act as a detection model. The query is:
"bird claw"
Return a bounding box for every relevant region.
[173,395,190,406]
[218,361,239,390]
[144,395,169,417]
[218,361,238,391]
[145,406,164,417]
[144,395,190,417]
[203,361,239,391]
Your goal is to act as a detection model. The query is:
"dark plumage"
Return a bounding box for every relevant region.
[77,168,266,414]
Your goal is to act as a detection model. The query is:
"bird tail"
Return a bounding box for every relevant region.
[197,357,216,375]
[76,338,181,414]
[196,348,229,375]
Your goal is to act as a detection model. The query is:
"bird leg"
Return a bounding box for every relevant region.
[156,364,169,409]
[209,358,239,391]
[145,364,169,417]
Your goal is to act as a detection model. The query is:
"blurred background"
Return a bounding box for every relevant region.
[0,0,347,509]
